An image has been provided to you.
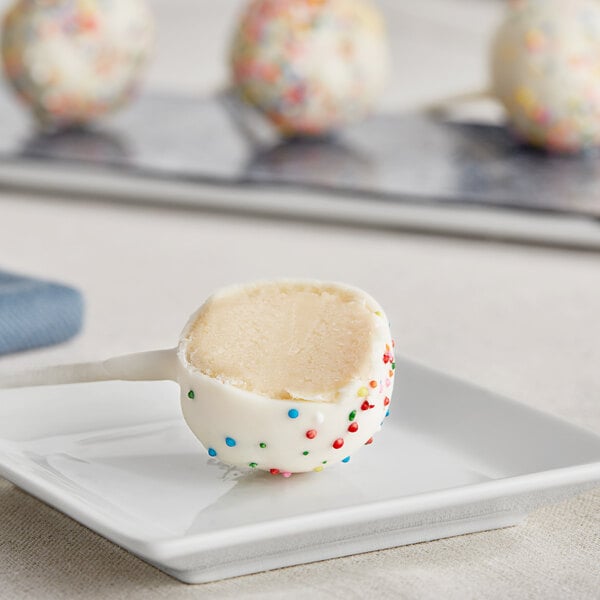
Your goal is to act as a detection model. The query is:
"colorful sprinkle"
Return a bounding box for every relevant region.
[288,408,299,419]
[270,468,280,475]
[391,362,396,370]
[249,462,257,468]
[385,378,391,387]
[342,456,351,463]
[333,438,344,449]
[365,437,373,445]
[259,442,267,448]
[208,448,217,457]
[306,429,317,439]
[384,396,390,406]
[348,410,356,421]
[361,400,370,411]
[314,466,324,472]
[282,471,292,478]
[225,437,237,447]
[348,422,359,433]
[187,390,195,399]
[386,410,390,417]
[322,460,328,464]
[357,386,369,397]
[302,450,309,456]
[369,380,377,388]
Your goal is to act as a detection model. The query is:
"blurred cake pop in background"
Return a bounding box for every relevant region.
[1,0,154,129]
[491,0,600,153]
[230,0,390,138]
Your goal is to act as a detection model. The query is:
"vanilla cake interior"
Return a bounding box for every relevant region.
[185,282,378,401]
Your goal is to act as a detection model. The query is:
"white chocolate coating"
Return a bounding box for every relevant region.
[230,0,390,137]
[1,0,154,127]
[491,0,600,153]
[177,280,395,475]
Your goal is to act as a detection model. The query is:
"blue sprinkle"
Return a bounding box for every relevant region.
[208,448,217,457]
[225,437,237,447]
[288,408,299,419]
[385,410,390,417]
[342,456,351,463]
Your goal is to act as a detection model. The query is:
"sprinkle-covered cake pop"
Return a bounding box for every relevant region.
[491,0,600,153]
[230,0,390,137]
[1,0,154,128]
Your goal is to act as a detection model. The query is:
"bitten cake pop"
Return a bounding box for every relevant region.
[180,280,395,474]
[491,0,600,153]
[0,280,396,476]
[230,0,390,137]
[1,0,154,128]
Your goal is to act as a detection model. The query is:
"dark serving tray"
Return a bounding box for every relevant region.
[1,86,599,250]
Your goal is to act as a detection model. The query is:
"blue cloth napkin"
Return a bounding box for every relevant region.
[0,270,84,355]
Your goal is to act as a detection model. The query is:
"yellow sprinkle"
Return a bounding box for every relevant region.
[313,466,324,472]
[515,86,535,111]
[357,386,369,397]
[375,311,383,317]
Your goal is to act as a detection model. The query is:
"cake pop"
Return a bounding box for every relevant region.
[491,0,600,153]
[230,0,390,137]
[0,280,396,476]
[1,0,154,128]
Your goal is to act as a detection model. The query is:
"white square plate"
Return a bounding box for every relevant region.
[1,359,599,584]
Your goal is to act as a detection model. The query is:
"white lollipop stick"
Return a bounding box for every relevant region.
[0,348,177,389]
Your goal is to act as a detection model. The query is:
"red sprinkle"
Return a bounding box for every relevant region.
[348,422,359,433]
[361,400,370,411]
[333,438,344,449]
[270,468,280,475]
[384,396,390,406]
[369,380,377,388]
[365,437,374,445]
[306,429,317,439]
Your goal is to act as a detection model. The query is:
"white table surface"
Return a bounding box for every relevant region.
[0,1,599,598]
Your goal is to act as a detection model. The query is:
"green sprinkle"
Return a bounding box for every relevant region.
[187,390,195,399]
[303,451,309,456]
[391,362,396,370]
[259,442,267,449]
[322,460,327,464]
[249,462,257,468]
[349,410,356,421]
